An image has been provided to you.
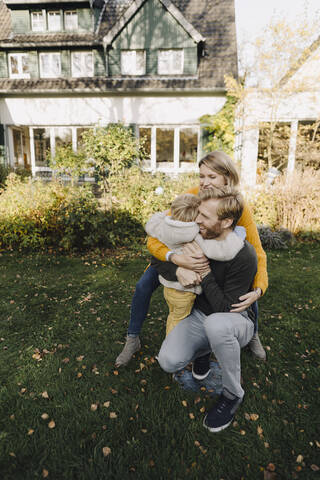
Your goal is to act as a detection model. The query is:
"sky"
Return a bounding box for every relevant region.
[235,0,320,44]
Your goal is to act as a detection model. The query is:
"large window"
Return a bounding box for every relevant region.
[31,11,45,32]
[121,50,146,75]
[258,122,291,171]
[65,11,78,30]
[39,53,61,78]
[8,53,30,79]
[296,120,320,170]
[180,127,198,163]
[34,128,51,166]
[71,52,94,78]
[156,128,174,163]
[158,49,184,75]
[48,11,61,31]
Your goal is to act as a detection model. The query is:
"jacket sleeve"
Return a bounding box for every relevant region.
[151,256,178,281]
[147,185,200,261]
[238,203,268,294]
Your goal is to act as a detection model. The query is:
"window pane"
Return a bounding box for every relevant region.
[77,128,91,148]
[156,128,174,163]
[54,127,72,149]
[121,50,145,75]
[48,11,61,31]
[139,127,151,158]
[31,12,45,32]
[65,11,78,30]
[84,53,93,76]
[158,49,183,74]
[34,128,50,166]
[51,54,61,76]
[257,122,290,172]
[72,52,93,77]
[10,55,19,75]
[72,52,82,76]
[180,128,198,163]
[296,121,320,170]
[22,55,29,74]
[135,51,146,75]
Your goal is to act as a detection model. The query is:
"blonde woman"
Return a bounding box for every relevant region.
[115,151,268,367]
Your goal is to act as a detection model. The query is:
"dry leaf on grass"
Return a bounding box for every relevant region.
[48,420,55,429]
[41,413,49,420]
[109,412,117,419]
[42,391,49,399]
[42,469,49,478]
[102,446,111,457]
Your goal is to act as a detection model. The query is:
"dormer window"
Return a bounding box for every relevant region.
[48,11,61,32]
[8,53,30,79]
[65,11,78,31]
[158,49,184,75]
[121,50,146,75]
[39,52,61,78]
[31,11,45,32]
[72,52,93,78]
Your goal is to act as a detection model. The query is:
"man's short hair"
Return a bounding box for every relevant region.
[199,186,244,229]
[171,193,201,222]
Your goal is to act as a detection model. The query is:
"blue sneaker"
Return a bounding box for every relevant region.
[192,353,211,380]
[203,393,242,432]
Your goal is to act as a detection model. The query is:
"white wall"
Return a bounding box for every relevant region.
[0,95,226,126]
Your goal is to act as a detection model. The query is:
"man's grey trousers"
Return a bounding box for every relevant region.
[157,308,254,399]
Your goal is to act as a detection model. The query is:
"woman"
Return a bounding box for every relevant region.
[115,151,268,367]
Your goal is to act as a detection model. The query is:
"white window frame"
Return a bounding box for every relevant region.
[48,11,61,32]
[39,52,61,78]
[157,49,184,75]
[64,10,78,31]
[71,51,94,78]
[8,53,30,79]
[31,11,45,32]
[121,50,146,76]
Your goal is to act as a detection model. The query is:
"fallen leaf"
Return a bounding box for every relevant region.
[62,358,70,364]
[311,465,319,472]
[113,370,119,376]
[267,463,276,472]
[76,355,84,362]
[240,430,246,435]
[194,441,200,447]
[9,452,16,457]
[42,469,49,478]
[91,404,98,411]
[41,413,49,420]
[141,429,147,433]
[102,446,111,457]
[182,400,187,407]
[77,373,82,378]
[103,401,110,408]
[27,429,34,435]
[48,420,55,429]
[109,412,117,418]
[149,460,155,467]
[296,454,303,463]
[244,412,251,420]
[189,413,195,419]
[42,391,49,399]
[250,413,259,421]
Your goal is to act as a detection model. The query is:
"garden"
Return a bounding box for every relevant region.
[0,125,319,479]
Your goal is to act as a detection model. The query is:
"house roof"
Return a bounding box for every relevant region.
[0,0,238,93]
[279,35,320,87]
[102,0,205,45]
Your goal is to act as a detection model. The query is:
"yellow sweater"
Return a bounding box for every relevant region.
[147,185,268,295]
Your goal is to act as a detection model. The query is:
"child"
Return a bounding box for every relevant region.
[145,193,246,335]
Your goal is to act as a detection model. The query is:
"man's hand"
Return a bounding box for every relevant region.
[171,241,209,272]
[230,288,262,313]
[176,267,201,288]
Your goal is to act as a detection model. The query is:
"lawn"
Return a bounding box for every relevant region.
[0,243,319,480]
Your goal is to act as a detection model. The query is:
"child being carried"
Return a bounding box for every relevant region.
[145,193,246,336]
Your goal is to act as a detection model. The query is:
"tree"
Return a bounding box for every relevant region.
[226,15,320,175]
[49,144,87,186]
[81,123,146,208]
[199,95,237,157]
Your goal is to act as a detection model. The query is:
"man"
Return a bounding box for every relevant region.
[156,186,258,432]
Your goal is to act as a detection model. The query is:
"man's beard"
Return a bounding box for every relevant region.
[200,221,224,239]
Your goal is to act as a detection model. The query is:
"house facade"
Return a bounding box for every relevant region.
[0,0,238,177]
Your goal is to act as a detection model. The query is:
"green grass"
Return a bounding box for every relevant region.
[0,244,319,480]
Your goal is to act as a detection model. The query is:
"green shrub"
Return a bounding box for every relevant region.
[0,164,11,188]
[0,174,144,252]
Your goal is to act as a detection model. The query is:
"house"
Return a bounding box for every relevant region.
[0,0,238,177]
[236,35,320,187]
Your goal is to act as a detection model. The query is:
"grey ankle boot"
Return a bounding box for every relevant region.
[249,332,266,361]
[115,336,141,367]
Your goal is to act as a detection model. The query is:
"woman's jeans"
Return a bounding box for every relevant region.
[127,265,259,336]
[128,266,160,336]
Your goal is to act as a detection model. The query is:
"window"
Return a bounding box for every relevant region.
[65,11,78,30]
[31,11,45,32]
[296,120,320,170]
[34,128,51,166]
[156,128,174,163]
[8,53,30,79]
[39,53,61,78]
[158,49,184,75]
[48,11,61,31]
[72,52,94,78]
[139,127,151,158]
[258,122,291,171]
[121,50,146,75]
[180,128,198,163]
[54,127,72,150]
